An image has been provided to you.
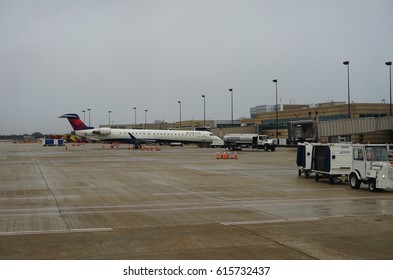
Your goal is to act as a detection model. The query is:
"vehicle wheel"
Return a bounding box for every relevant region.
[305,171,310,178]
[329,176,335,184]
[349,173,361,189]
[229,145,235,151]
[270,146,276,151]
[298,169,302,177]
[264,145,268,151]
[368,180,377,192]
[315,174,320,182]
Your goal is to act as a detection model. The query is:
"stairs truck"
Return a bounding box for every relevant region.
[349,144,393,192]
[223,134,277,151]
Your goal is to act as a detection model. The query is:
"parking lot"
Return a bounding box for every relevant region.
[1,142,393,259]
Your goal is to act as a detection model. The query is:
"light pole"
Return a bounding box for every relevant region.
[87,108,91,127]
[178,100,182,128]
[386,61,392,116]
[133,107,137,128]
[108,110,112,126]
[272,79,278,140]
[144,109,148,129]
[82,110,85,123]
[343,61,351,118]
[229,89,233,126]
[202,94,206,126]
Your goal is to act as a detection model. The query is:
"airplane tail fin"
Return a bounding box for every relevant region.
[59,113,93,131]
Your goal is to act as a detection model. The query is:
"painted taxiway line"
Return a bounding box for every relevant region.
[0,195,79,201]
[153,191,221,196]
[0,227,113,236]
[221,217,322,226]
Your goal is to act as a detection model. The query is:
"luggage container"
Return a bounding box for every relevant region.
[43,139,55,146]
[296,142,314,178]
[311,143,352,184]
[42,139,65,146]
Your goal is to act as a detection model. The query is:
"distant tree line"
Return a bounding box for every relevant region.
[0,132,46,140]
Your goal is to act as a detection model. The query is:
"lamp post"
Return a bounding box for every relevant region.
[201,94,206,126]
[87,108,91,127]
[82,110,85,123]
[343,61,351,118]
[108,110,112,126]
[386,61,392,116]
[144,109,148,129]
[229,89,233,126]
[133,107,137,128]
[178,100,182,128]
[272,79,278,140]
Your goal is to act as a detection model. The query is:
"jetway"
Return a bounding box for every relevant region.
[287,116,393,144]
[317,116,393,137]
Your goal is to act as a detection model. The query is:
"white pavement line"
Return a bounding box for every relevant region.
[63,205,234,215]
[284,188,343,192]
[233,195,393,204]
[61,201,228,210]
[0,228,113,236]
[0,195,79,200]
[221,217,321,226]
[153,192,221,196]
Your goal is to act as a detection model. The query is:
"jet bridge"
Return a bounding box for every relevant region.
[318,116,393,137]
[288,116,393,145]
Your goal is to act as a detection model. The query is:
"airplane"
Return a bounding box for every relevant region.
[59,113,214,146]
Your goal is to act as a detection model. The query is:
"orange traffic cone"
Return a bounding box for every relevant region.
[234,152,238,159]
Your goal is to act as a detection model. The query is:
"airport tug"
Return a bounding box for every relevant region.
[349,144,393,192]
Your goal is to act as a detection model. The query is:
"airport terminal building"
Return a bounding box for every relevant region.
[242,101,392,144]
[104,101,393,144]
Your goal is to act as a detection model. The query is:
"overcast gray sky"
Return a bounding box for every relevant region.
[1,0,392,134]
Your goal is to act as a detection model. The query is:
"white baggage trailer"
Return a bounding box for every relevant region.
[311,143,352,184]
[296,142,315,178]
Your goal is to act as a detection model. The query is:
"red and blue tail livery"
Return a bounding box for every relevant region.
[59,113,93,131]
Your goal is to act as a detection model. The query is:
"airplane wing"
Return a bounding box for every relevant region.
[127,132,157,145]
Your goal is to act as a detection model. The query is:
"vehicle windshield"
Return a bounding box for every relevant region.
[365,146,389,162]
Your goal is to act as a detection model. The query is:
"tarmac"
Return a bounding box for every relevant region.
[1,142,393,259]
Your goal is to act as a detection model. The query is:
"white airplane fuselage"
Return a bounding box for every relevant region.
[75,127,213,145]
[59,113,215,145]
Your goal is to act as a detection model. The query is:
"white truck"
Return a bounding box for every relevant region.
[349,144,393,192]
[210,135,224,148]
[223,134,277,151]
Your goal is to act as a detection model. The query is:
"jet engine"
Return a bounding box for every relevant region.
[92,127,111,135]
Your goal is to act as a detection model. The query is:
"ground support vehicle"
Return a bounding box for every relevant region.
[287,120,318,146]
[349,144,393,192]
[296,142,315,178]
[223,134,277,151]
[311,143,352,184]
[210,136,224,148]
[42,139,65,146]
[388,144,393,157]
